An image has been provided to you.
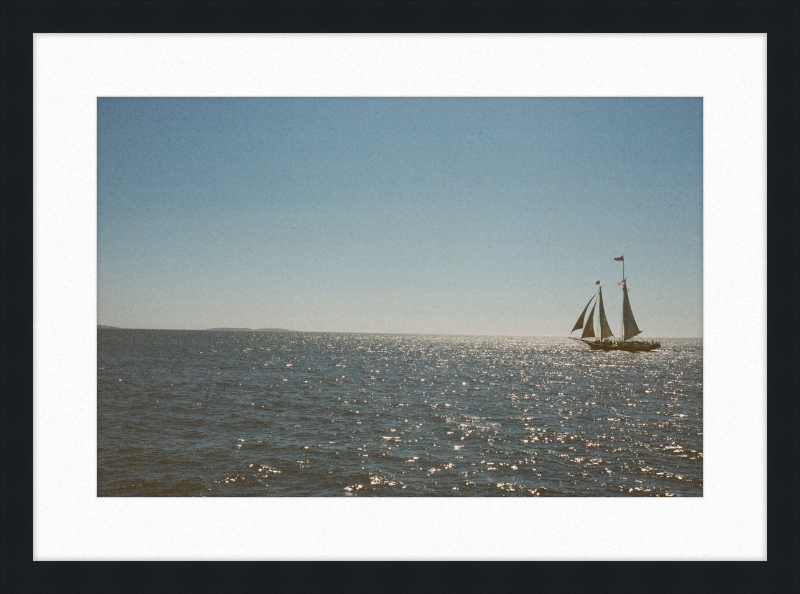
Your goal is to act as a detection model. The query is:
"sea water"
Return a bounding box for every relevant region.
[98,330,702,496]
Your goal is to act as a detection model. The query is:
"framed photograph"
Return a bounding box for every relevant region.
[2,1,797,592]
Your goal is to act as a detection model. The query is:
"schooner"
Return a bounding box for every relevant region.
[569,256,660,352]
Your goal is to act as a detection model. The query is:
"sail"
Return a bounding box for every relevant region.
[580,302,596,338]
[598,288,614,339]
[571,295,595,333]
[621,284,642,340]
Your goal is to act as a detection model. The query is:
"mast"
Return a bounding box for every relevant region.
[622,284,626,340]
[615,255,625,340]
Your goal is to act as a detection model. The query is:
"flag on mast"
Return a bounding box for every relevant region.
[595,281,600,285]
[618,281,625,285]
[614,256,624,261]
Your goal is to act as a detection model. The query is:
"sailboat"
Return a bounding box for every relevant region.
[569,257,660,352]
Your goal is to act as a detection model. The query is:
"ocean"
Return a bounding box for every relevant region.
[98,330,702,496]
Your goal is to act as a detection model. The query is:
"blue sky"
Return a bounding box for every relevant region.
[98,98,702,337]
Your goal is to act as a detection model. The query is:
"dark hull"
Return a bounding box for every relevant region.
[584,340,660,352]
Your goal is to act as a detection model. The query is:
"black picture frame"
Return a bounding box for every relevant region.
[2,2,797,592]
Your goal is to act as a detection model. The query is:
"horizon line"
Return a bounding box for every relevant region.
[97,325,702,339]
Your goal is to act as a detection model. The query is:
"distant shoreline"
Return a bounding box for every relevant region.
[96,326,701,339]
[98,325,292,332]
[206,328,292,332]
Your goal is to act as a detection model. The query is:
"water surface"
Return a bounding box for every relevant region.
[98,330,702,496]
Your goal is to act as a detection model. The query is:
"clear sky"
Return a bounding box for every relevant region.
[98,98,702,337]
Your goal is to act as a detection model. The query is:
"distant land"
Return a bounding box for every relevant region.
[98,325,292,332]
[206,328,292,332]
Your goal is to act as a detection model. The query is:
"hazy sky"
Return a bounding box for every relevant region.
[98,98,702,337]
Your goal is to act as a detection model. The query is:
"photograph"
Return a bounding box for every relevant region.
[97,97,703,497]
[4,0,793,586]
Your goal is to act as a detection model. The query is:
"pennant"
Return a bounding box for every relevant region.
[614,256,624,261]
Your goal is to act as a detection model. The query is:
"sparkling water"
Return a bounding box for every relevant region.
[98,330,702,496]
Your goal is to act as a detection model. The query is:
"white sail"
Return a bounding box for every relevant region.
[598,288,614,339]
[580,302,596,338]
[571,295,595,333]
[621,284,642,340]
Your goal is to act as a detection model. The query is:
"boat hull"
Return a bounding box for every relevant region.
[583,340,660,352]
